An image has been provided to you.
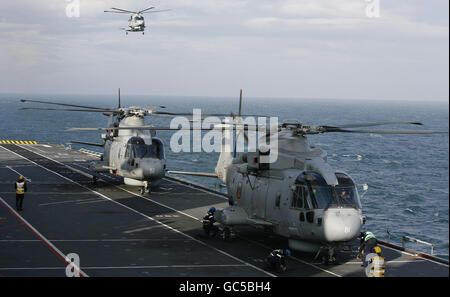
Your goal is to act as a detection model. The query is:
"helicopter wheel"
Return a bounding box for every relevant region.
[140,187,145,195]
[321,248,339,265]
[92,175,98,185]
[222,227,232,242]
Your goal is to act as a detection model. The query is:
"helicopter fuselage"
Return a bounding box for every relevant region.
[126,14,145,32]
[215,131,364,253]
[91,115,166,187]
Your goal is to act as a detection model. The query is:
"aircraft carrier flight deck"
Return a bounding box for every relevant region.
[0,142,448,277]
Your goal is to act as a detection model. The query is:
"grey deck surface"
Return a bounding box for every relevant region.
[0,143,448,277]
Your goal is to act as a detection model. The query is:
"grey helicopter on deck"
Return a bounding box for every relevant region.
[21,89,169,194]
[20,89,242,195]
[104,6,171,35]
[168,90,448,263]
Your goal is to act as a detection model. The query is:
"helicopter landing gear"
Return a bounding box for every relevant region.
[218,225,235,241]
[126,31,128,35]
[140,181,151,195]
[314,246,339,265]
[142,31,145,35]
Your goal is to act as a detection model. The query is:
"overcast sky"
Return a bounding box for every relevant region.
[0,0,448,101]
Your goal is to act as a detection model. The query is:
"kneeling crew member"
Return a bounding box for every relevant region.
[267,249,291,272]
[15,176,27,211]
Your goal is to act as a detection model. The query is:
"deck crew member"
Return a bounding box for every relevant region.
[15,176,27,211]
[359,231,378,267]
[202,207,218,238]
[266,249,291,272]
[367,246,385,277]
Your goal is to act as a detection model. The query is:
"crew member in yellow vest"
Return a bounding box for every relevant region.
[368,246,385,277]
[15,176,27,211]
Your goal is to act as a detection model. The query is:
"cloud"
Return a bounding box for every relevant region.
[0,0,448,101]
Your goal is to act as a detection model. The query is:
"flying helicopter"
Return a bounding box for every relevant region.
[168,90,448,263]
[104,6,170,35]
[20,89,244,195]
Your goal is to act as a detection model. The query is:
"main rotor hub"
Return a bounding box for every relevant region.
[282,120,302,129]
[125,107,147,118]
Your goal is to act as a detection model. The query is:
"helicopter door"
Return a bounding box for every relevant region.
[125,143,135,167]
[250,177,269,219]
[265,178,285,225]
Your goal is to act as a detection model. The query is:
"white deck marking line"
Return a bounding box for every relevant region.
[164,178,229,201]
[39,198,105,206]
[64,163,203,222]
[30,146,47,153]
[0,239,193,243]
[69,164,223,221]
[0,264,247,271]
[340,260,426,265]
[71,163,227,201]
[0,165,36,168]
[2,144,276,277]
[380,244,449,267]
[0,195,87,277]
[5,166,32,182]
[0,192,94,195]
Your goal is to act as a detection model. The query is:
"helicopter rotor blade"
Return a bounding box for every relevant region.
[20,99,113,110]
[151,111,255,117]
[324,128,448,135]
[323,121,424,129]
[138,7,155,14]
[104,10,131,14]
[108,7,137,14]
[65,126,216,132]
[141,9,172,14]
[21,107,120,113]
[146,105,166,110]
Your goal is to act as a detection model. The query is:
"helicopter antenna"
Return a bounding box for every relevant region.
[118,88,121,108]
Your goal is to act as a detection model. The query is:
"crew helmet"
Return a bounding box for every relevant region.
[374,246,382,254]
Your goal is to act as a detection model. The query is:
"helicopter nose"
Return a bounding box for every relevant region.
[322,208,362,242]
[142,159,165,178]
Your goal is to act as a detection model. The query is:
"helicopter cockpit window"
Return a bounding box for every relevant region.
[125,144,134,159]
[295,171,361,209]
[291,184,312,210]
[296,172,330,209]
[126,137,165,160]
[335,172,361,208]
[148,138,165,160]
[126,137,149,159]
